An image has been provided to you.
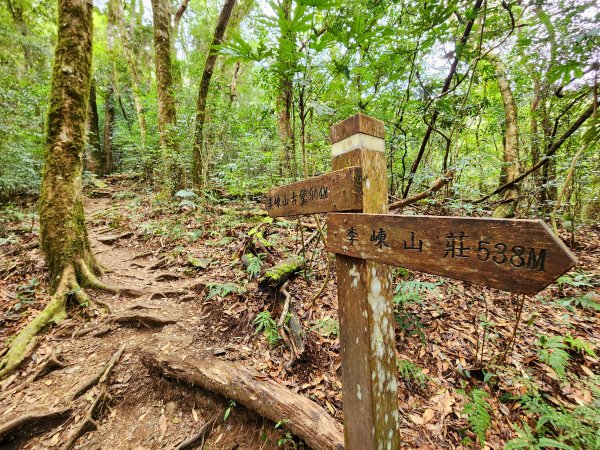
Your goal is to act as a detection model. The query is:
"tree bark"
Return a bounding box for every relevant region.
[141,350,344,450]
[85,79,102,173]
[275,0,294,178]
[38,0,96,287]
[191,0,236,189]
[114,0,147,151]
[491,57,520,218]
[151,0,181,194]
[102,86,115,174]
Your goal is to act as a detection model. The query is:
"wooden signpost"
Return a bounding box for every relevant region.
[265,167,363,217]
[327,213,577,295]
[262,113,578,450]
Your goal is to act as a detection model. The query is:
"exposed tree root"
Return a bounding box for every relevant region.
[96,231,134,245]
[173,410,223,450]
[141,349,344,450]
[0,345,126,443]
[110,312,179,327]
[0,255,142,380]
[0,265,76,379]
[0,407,72,444]
[59,344,125,450]
[0,347,65,401]
[76,258,144,297]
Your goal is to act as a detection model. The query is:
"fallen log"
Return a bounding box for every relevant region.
[141,350,344,450]
[259,255,305,288]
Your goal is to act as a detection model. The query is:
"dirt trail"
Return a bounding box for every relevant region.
[0,193,294,449]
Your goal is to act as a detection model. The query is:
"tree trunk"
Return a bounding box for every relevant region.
[6,0,32,68]
[39,0,96,287]
[151,0,181,194]
[275,0,294,178]
[491,57,520,218]
[1,0,140,381]
[85,79,102,173]
[102,87,115,174]
[191,0,236,189]
[115,0,147,151]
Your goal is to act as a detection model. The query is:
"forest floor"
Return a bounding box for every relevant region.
[0,176,599,450]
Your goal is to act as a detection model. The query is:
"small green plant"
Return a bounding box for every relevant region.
[254,310,280,346]
[223,400,236,421]
[274,419,296,448]
[556,272,594,289]
[554,293,600,312]
[462,388,491,445]
[393,280,436,341]
[393,280,438,305]
[13,278,39,311]
[396,359,429,387]
[506,393,600,450]
[564,334,597,357]
[310,316,339,337]
[537,335,571,380]
[206,282,244,299]
[244,253,264,279]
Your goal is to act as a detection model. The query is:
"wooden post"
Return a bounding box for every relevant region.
[330,114,400,450]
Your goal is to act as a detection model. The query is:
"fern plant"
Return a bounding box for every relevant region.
[506,393,600,450]
[393,280,436,341]
[206,282,244,299]
[554,293,600,313]
[244,253,264,279]
[462,388,491,445]
[564,334,597,357]
[310,317,339,337]
[396,359,429,388]
[537,335,571,380]
[254,311,280,346]
[393,280,438,306]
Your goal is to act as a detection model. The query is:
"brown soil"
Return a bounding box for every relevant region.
[1,178,599,449]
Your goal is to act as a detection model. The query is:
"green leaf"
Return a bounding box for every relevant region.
[463,389,491,444]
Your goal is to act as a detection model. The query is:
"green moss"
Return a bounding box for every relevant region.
[260,255,305,287]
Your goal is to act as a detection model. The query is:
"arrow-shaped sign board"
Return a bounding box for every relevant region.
[264,167,362,217]
[327,213,577,295]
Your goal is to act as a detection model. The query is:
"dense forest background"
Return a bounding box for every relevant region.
[1,0,598,221]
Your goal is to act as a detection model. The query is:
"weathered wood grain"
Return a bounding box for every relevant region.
[330,113,401,450]
[327,213,578,295]
[264,167,362,217]
[141,350,344,450]
[330,113,385,144]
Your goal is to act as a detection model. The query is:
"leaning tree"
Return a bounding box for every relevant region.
[0,0,136,379]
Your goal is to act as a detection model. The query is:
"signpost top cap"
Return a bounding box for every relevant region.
[330,113,385,144]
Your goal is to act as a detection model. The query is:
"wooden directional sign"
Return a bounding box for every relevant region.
[327,213,577,295]
[264,167,362,217]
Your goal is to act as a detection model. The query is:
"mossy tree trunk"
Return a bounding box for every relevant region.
[151,0,181,194]
[491,56,520,218]
[39,0,96,288]
[102,86,115,174]
[1,0,136,380]
[191,0,236,189]
[275,0,294,178]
